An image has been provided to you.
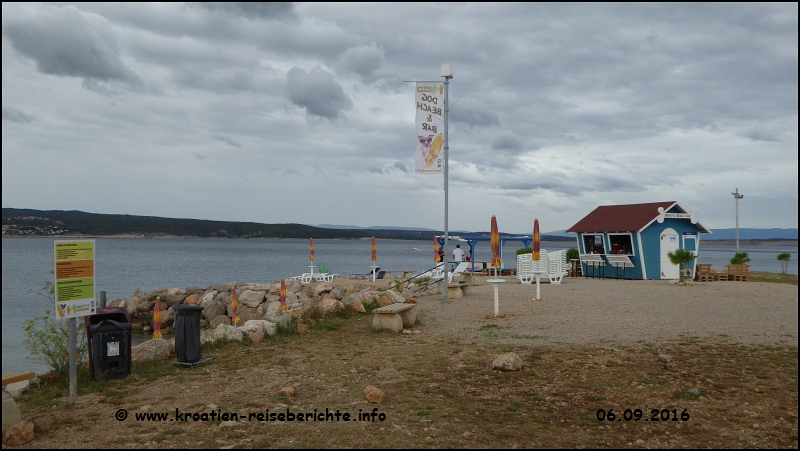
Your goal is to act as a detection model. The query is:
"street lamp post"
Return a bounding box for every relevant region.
[441,64,452,304]
[732,188,743,252]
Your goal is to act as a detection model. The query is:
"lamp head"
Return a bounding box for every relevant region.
[440,64,452,78]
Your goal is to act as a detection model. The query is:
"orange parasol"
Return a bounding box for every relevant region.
[490,216,501,269]
[309,238,315,262]
[371,236,377,262]
[280,279,287,310]
[434,236,441,262]
[231,286,240,325]
[533,219,540,261]
[152,296,162,339]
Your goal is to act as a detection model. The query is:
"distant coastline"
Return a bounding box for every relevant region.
[702,239,798,246]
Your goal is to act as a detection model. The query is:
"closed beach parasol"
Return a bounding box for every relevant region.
[280,279,287,311]
[231,286,240,326]
[152,295,162,339]
[371,236,378,282]
[488,215,504,316]
[309,238,315,262]
[533,218,542,301]
[434,236,441,262]
[491,216,501,273]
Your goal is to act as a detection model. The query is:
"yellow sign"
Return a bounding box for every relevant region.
[54,240,96,319]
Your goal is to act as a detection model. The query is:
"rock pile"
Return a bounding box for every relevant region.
[126,280,414,361]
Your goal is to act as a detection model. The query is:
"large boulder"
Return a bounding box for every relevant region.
[212,324,243,342]
[312,283,334,299]
[266,313,294,330]
[200,290,218,306]
[201,300,226,322]
[184,293,201,306]
[132,338,173,362]
[491,352,523,372]
[2,420,34,446]
[265,301,283,317]
[236,305,259,323]
[238,320,277,339]
[330,286,346,300]
[239,290,266,308]
[377,290,405,307]
[317,298,344,314]
[209,315,231,328]
[344,283,368,297]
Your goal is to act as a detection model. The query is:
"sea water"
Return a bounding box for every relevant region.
[2,238,795,373]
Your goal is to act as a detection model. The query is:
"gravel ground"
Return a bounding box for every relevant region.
[412,277,798,346]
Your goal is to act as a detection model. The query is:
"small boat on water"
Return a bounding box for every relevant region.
[412,247,421,251]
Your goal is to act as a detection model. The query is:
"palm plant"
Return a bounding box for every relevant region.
[777,252,791,274]
[667,249,695,282]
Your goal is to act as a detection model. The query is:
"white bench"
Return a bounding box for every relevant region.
[580,254,607,279]
[606,255,634,279]
[372,303,417,332]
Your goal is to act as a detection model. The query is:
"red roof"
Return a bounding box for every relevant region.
[567,201,677,233]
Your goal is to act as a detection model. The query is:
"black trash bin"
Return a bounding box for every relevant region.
[85,307,132,381]
[172,304,205,365]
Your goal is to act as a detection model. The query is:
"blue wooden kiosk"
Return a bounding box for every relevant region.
[566,201,711,280]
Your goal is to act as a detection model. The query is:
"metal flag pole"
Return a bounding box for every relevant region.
[442,64,452,304]
[732,188,743,253]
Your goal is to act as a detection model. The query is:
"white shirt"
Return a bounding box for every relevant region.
[453,247,464,262]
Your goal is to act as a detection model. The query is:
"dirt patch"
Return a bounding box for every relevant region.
[14,317,799,448]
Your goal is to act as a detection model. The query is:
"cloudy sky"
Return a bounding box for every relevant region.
[2,3,797,234]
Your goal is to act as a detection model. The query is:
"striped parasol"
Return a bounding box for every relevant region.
[231,286,240,325]
[280,279,287,310]
[152,296,162,339]
[533,218,541,261]
[371,236,377,262]
[490,215,501,269]
[309,238,315,262]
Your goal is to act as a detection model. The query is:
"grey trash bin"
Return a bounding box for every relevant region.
[173,304,205,364]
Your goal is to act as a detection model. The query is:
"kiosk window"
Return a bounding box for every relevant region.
[609,234,634,255]
[583,234,605,254]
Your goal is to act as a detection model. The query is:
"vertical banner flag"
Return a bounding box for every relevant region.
[54,240,96,319]
[415,82,445,174]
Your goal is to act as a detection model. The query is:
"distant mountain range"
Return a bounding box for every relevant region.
[3,209,794,241]
[542,228,797,240]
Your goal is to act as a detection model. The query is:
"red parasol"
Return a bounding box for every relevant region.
[533,218,541,261]
[490,216,501,269]
[371,236,377,262]
[280,279,287,310]
[309,238,315,262]
[231,286,240,325]
[152,296,162,339]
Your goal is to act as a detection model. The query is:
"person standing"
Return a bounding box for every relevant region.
[453,244,464,264]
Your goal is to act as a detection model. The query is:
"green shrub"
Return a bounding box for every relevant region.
[566,248,579,261]
[23,280,88,374]
[516,247,532,255]
[730,252,750,265]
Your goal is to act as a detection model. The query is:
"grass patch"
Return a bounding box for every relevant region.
[750,271,798,285]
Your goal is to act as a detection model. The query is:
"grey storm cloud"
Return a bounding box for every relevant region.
[196,2,298,22]
[336,42,385,81]
[450,97,500,128]
[214,136,243,148]
[2,105,34,123]
[392,162,408,173]
[3,4,141,86]
[491,131,524,153]
[286,67,353,120]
